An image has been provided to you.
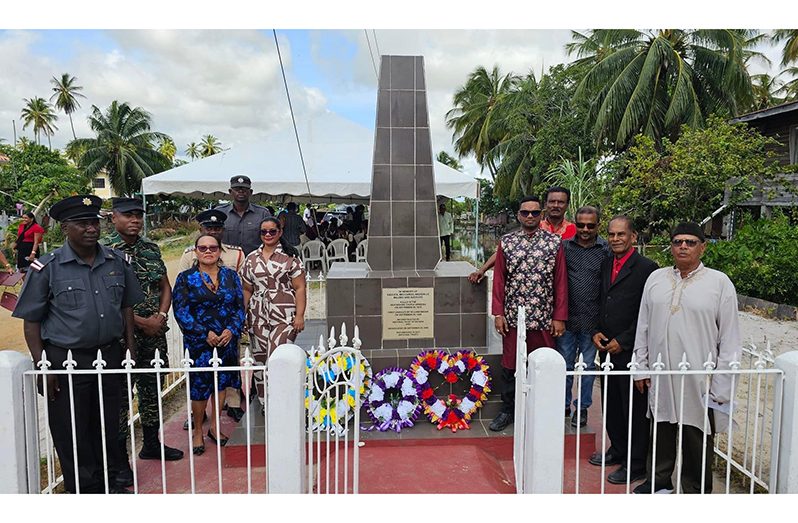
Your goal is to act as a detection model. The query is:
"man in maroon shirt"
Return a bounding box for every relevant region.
[490,195,568,432]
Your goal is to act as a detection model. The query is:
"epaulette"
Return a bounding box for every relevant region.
[107,247,133,265]
[223,243,243,252]
[183,246,195,254]
[29,253,55,272]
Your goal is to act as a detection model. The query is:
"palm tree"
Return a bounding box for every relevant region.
[773,30,798,66]
[436,151,463,171]
[571,29,759,151]
[445,65,517,180]
[50,73,86,140]
[20,97,58,148]
[777,66,798,102]
[750,73,784,110]
[156,136,176,163]
[185,142,201,161]
[199,134,223,157]
[68,101,171,196]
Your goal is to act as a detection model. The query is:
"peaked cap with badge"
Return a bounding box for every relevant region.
[49,194,103,222]
[196,209,228,228]
[230,175,252,188]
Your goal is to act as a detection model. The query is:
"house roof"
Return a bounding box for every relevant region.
[730,100,798,124]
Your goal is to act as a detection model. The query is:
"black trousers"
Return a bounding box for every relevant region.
[650,414,715,493]
[45,342,124,493]
[440,235,451,261]
[602,372,649,472]
[499,367,515,414]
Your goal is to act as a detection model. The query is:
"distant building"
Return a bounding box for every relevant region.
[730,101,798,217]
[91,170,117,199]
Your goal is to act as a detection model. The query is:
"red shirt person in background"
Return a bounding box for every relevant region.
[13,212,44,273]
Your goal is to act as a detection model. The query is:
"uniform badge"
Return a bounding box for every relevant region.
[82,198,92,206]
[237,177,244,183]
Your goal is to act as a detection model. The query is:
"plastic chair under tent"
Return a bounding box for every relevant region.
[326,238,350,267]
[301,239,328,275]
[355,239,368,262]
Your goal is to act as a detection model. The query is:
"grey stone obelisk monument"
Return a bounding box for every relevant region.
[325,55,487,357]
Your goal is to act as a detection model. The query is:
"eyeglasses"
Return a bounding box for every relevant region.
[196,245,220,253]
[518,209,543,217]
[575,222,597,230]
[260,229,280,236]
[671,238,700,247]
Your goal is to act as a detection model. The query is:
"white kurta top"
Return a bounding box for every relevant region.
[632,263,741,432]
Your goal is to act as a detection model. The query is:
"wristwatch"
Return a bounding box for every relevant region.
[157,311,168,320]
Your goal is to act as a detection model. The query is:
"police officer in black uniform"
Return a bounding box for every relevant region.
[12,195,144,494]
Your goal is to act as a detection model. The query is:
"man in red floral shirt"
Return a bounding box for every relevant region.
[489,195,568,432]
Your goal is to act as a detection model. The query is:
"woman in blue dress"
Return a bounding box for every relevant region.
[173,234,245,455]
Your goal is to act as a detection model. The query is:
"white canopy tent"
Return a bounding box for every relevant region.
[142,112,479,203]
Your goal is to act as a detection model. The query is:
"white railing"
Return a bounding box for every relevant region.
[305,323,365,494]
[563,347,783,494]
[12,347,267,494]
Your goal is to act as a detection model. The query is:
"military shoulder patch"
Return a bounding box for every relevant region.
[223,243,243,252]
[29,253,54,272]
[183,246,195,254]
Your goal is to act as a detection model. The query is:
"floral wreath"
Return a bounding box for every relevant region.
[305,351,372,435]
[364,367,422,432]
[409,350,491,432]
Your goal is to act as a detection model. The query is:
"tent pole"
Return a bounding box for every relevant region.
[142,192,147,236]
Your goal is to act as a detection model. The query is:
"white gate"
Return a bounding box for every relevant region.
[305,324,367,494]
[512,306,527,492]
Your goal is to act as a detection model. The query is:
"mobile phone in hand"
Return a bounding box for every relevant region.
[599,337,610,347]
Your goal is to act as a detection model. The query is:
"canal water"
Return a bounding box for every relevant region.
[449,220,504,267]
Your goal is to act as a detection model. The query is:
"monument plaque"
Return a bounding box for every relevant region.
[382,288,434,340]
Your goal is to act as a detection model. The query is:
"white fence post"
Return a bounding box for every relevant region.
[523,347,565,493]
[774,351,798,493]
[0,351,38,494]
[267,343,307,494]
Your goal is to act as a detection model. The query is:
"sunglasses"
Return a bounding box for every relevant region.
[671,238,700,247]
[260,229,280,236]
[575,222,598,230]
[518,209,543,217]
[196,245,220,253]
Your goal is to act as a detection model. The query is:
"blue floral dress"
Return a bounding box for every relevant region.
[173,266,245,400]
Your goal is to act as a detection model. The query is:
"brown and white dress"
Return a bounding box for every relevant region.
[241,245,305,402]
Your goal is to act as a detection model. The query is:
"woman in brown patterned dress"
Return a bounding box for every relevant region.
[242,217,306,404]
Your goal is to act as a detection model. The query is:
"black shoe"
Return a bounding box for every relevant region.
[207,429,229,447]
[227,407,244,422]
[139,443,185,461]
[489,411,513,432]
[588,450,624,467]
[570,409,588,428]
[115,466,134,488]
[633,480,674,494]
[192,444,205,456]
[607,466,647,485]
[565,407,571,417]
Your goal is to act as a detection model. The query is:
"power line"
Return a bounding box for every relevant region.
[364,29,378,81]
[272,29,314,210]
[372,29,381,57]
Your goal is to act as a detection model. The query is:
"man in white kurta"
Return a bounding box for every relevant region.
[632,222,741,494]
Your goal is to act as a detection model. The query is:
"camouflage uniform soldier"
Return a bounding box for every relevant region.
[102,198,184,487]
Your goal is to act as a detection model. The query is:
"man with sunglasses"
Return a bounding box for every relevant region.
[557,206,609,429]
[214,175,272,257]
[13,195,144,493]
[589,215,658,486]
[178,209,246,423]
[631,222,741,494]
[489,195,568,432]
[102,197,184,488]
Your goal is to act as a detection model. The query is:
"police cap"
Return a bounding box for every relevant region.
[111,197,145,213]
[195,209,227,228]
[49,195,103,222]
[230,175,252,189]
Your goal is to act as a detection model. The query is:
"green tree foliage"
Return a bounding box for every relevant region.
[69,101,171,196]
[773,29,798,66]
[21,97,59,148]
[185,142,201,161]
[50,73,86,140]
[544,147,608,217]
[436,150,463,171]
[571,29,759,151]
[703,214,798,305]
[608,116,780,237]
[0,143,89,207]
[200,134,224,157]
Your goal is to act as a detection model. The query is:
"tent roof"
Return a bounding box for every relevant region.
[142,113,478,203]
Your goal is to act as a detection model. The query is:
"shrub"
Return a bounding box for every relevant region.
[703,214,798,306]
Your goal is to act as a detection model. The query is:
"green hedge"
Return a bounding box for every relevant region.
[703,215,798,306]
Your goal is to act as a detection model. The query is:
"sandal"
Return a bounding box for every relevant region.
[207,429,228,447]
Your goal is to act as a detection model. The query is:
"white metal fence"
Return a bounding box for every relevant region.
[512,303,793,494]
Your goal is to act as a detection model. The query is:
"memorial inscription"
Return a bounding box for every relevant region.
[382,288,434,340]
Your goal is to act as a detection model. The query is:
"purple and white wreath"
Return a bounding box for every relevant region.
[364,367,422,432]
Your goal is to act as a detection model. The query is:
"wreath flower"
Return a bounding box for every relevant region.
[364,367,422,432]
[305,352,372,435]
[409,350,491,432]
